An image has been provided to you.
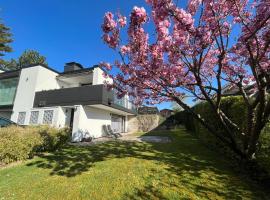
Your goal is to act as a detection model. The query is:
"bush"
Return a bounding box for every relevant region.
[178,96,270,173]
[37,126,70,151]
[257,124,270,171]
[0,126,43,164]
[0,126,70,164]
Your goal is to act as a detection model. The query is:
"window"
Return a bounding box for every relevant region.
[17,112,26,125]
[30,111,39,124]
[0,77,19,106]
[43,110,54,124]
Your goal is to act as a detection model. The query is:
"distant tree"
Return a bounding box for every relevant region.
[2,59,18,70]
[18,50,47,68]
[2,50,48,70]
[0,19,13,67]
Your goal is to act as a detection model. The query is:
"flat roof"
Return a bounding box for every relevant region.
[58,68,94,76]
[57,65,106,77]
[0,64,106,80]
[0,64,59,78]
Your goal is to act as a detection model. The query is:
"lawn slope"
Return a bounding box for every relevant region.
[0,129,268,200]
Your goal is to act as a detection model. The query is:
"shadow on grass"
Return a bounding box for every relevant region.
[26,128,269,199]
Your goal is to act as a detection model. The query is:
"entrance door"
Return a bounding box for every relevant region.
[64,107,75,132]
[69,108,75,130]
[111,114,124,133]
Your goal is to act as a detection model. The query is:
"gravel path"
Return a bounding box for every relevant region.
[119,135,172,143]
[69,134,172,146]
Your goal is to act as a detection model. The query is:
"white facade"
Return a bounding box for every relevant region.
[1,64,135,141]
[11,66,59,124]
[72,106,112,141]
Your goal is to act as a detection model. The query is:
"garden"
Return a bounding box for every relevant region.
[0,0,270,199]
[1,128,269,199]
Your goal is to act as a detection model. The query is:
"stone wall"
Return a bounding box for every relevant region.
[127,114,160,132]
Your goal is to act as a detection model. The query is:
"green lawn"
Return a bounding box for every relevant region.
[0,129,269,200]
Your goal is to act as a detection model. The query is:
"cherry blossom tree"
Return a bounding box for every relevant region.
[101,0,270,161]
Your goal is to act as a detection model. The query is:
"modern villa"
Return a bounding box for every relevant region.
[0,62,137,141]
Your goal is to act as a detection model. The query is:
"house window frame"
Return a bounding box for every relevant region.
[30,111,39,125]
[17,112,26,125]
[43,110,54,124]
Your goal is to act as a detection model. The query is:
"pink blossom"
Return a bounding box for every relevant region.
[188,0,202,15]
[101,0,270,107]
[99,62,112,70]
[102,12,117,33]
[120,45,131,55]
[131,6,147,24]
[118,15,127,27]
[133,6,147,19]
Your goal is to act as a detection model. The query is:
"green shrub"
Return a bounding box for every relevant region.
[0,126,43,164]
[169,110,194,131]
[188,97,246,148]
[180,96,270,173]
[0,126,70,164]
[38,126,70,151]
[257,124,270,170]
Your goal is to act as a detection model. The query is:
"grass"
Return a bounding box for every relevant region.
[0,128,269,200]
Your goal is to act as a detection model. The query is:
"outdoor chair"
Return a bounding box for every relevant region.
[102,125,117,138]
[107,125,122,138]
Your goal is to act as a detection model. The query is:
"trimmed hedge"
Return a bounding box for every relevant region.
[257,123,270,171]
[0,126,70,164]
[190,97,248,159]
[175,96,270,173]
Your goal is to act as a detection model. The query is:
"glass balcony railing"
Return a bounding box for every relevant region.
[112,91,137,112]
[0,77,19,106]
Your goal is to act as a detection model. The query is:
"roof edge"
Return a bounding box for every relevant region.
[58,64,106,76]
[0,64,59,74]
[22,64,59,74]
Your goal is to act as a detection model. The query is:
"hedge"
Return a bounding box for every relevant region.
[175,96,270,173]
[0,126,70,164]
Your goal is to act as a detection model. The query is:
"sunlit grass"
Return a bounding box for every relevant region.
[0,128,268,200]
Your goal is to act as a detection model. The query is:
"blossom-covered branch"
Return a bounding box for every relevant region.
[101,0,270,160]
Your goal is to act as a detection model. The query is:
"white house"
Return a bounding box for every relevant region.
[0,63,137,141]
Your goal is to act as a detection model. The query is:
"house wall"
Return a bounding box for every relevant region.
[11,66,60,124]
[35,67,60,91]
[72,105,112,141]
[93,67,113,85]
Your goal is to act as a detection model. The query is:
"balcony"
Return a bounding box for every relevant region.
[113,94,137,113]
[33,84,137,114]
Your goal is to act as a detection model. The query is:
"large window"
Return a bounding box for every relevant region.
[0,77,19,106]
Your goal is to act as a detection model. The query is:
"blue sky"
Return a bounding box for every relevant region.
[1,0,190,110]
